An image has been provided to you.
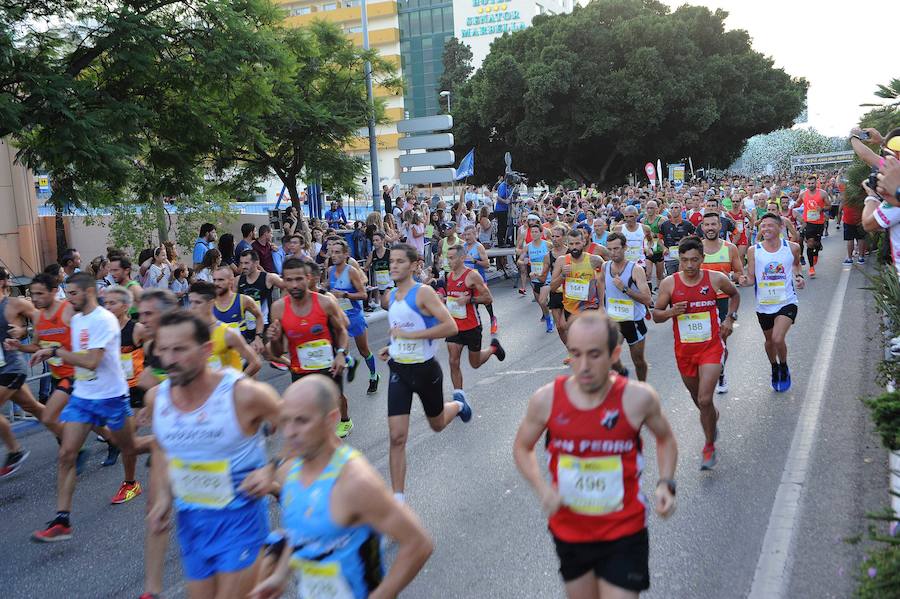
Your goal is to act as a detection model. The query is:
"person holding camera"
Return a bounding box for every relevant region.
[859,130,900,274]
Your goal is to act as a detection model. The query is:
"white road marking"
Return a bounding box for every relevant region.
[748,266,851,598]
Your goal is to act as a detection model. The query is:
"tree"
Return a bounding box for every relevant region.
[844,78,900,207]
[732,128,848,174]
[438,37,474,113]
[452,0,807,185]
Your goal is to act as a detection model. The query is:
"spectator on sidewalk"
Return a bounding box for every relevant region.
[251,225,277,272]
[192,223,217,270]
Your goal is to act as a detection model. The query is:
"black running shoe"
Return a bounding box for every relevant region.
[490,338,506,361]
[367,373,380,395]
[345,355,359,383]
[0,450,30,479]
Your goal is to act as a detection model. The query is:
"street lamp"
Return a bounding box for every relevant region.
[361,0,380,212]
[440,90,451,112]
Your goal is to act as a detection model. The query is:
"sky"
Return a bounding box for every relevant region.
[649,0,900,136]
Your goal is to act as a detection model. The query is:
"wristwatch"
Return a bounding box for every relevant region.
[336,348,346,355]
[657,478,676,496]
[728,312,738,321]
[51,346,59,358]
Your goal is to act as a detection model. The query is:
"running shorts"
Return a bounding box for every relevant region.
[387,358,444,418]
[531,281,546,294]
[803,223,824,240]
[843,224,865,241]
[59,395,132,431]
[347,311,367,338]
[664,259,679,277]
[129,386,146,409]
[51,376,74,395]
[291,368,344,393]
[548,291,564,310]
[646,251,664,264]
[617,320,647,346]
[674,339,724,378]
[176,500,268,581]
[756,304,798,331]
[715,298,730,324]
[0,372,26,390]
[446,325,483,353]
[553,529,650,591]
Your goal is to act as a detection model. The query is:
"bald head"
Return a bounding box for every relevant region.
[284,374,339,416]
[623,205,638,216]
[567,311,619,355]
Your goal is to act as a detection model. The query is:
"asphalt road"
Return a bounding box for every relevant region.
[0,234,890,599]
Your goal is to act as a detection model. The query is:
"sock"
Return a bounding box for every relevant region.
[364,353,376,375]
[346,355,355,368]
[453,388,465,398]
[55,511,70,525]
[393,492,405,504]
[806,247,815,266]
[124,480,135,485]
[486,303,495,320]
[340,418,351,423]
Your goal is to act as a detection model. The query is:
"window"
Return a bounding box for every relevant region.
[432,7,442,32]
[290,5,312,15]
[442,6,453,31]
[322,2,337,11]
[346,25,363,33]
[409,11,420,35]
[345,0,360,6]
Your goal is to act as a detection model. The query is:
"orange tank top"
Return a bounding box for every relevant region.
[35,301,74,379]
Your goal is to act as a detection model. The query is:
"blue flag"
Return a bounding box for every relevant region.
[455,148,474,180]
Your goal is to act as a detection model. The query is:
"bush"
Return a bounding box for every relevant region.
[864,390,900,451]
[856,527,900,599]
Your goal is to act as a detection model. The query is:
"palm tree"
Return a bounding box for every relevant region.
[861,78,900,109]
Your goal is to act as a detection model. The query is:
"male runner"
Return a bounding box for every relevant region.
[189,281,261,376]
[643,200,667,289]
[378,243,470,502]
[612,206,652,270]
[653,237,739,470]
[328,239,379,395]
[741,213,804,392]
[699,213,744,394]
[461,224,498,335]
[250,375,433,599]
[237,249,284,345]
[798,174,831,277]
[725,199,753,263]
[547,225,570,345]
[601,233,652,381]
[108,256,142,318]
[365,230,393,305]
[658,202,695,276]
[550,229,605,322]
[146,311,281,599]
[268,257,353,438]
[513,312,677,599]
[524,222,554,332]
[211,265,264,352]
[440,244,505,406]
[31,272,138,540]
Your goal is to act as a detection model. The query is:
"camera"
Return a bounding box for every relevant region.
[504,170,526,186]
[867,167,880,197]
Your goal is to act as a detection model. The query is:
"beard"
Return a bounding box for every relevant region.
[289,287,307,300]
[569,248,583,259]
[165,362,205,386]
[704,230,719,240]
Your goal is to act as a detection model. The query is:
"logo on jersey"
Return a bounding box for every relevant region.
[763,262,785,279]
[699,286,710,296]
[601,409,620,430]
[310,324,324,334]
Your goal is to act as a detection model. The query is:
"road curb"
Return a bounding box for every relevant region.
[11,418,43,438]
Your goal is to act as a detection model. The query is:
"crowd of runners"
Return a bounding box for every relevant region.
[0,163,887,598]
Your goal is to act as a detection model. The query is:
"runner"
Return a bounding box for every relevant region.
[643,200,667,290]
[601,233,652,382]
[798,174,831,278]
[658,202,695,276]
[237,249,285,347]
[439,244,505,406]
[612,206,651,271]
[550,229,605,322]
[725,199,754,263]
[653,236,739,470]
[188,281,261,376]
[524,222,554,332]
[328,239,380,395]
[740,213,804,392]
[30,272,138,540]
[513,312,677,599]
[211,265,264,349]
[516,214,545,296]
[772,199,801,243]
[250,374,433,598]
[699,213,744,394]
[547,225,570,345]
[0,269,64,478]
[840,197,866,265]
[461,224,499,335]
[146,310,281,599]
[378,243,471,501]
[108,256,142,318]
[268,257,353,437]
[365,230,393,307]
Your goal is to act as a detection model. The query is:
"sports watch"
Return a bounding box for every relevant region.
[657,478,676,496]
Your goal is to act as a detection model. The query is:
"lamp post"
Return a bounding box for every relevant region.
[440,90,451,112]
[361,0,380,212]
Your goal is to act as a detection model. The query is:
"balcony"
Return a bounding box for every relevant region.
[282,1,397,27]
[349,27,399,46]
[346,132,400,151]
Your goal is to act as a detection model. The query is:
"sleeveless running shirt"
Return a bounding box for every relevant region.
[209,322,242,372]
[802,189,826,224]
[462,241,486,280]
[671,270,720,347]
[0,297,25,374]
[527,240,550,283]
[238,272,271,334]
[562,254,600,315]
[388,284,437,364]
[329,264,362,315]
[120,318,145,387]
[702,242,732,300]
[152,369,266,511]
[604,262,646,322]
[213,293,247,332]
[754,239,797,314]
[35,300,74,379]
[445,268,480,331]
[370,248,392,291]
[283,293,335,374]
[621,224,646,266]
[281,445,383,598]
[546,375,646,543]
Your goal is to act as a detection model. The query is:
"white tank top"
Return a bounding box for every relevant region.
[753,239,798,314]
[387,284,438,364]
[152,369,266,510]
[603,262,646,322]
[622,224,646,265]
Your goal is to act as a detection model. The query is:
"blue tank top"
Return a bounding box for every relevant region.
[462,242,486,279]
[212,293,245,331]
[329,264,362,316]
[281,445,383,598]
[592,231,609,246]
[527,240,550,283]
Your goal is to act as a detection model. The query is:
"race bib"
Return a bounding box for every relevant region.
[557,454,625,515]
[677,312,712,343]
[447,297,467,320]
[169,458,234,509]
[292,559,354,599]
[391,337,425,364]
[39,341,63,367]
[375,270,391,288]
[0,344,5,368]
[758,280,787,305]
[74,352,96,381]
[735,221,744,233]
[297,339,334,371]
[667,247,680,260]
[807,209,820,221]
[607,298,635,322]
[530,261,544,279]
[336,297,353,312]
[121,353,135,379]
[565,277,590,301]
[208,355,223,371]
[244,300,260,331]
[625,246,642,262]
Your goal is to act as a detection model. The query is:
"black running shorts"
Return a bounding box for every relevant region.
[756,304,798,331]
[387,359,444,418]
[446,326,483,353]
[553,529,650,591]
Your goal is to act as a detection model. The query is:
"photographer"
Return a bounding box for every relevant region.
[493,176,511,247]
[876,154,900,207]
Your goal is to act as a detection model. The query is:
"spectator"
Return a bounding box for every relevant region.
[169,265,189,306]
[283,233,312,262]
[145,246,172,289]
[382,184,396,215]
[477,206,496,248]
[192,223,217,270]
[383,213,400,244]
[251,224,277,272]
[136,248,155,286]
[407,210,426,257]
[311,228,324,257]
[494,177,511,247]
[195,248,221,282]
[235,223,255,257]
[877,154,900,205]
[90,256,110,293]
[351,221,369,263]
[218,232,237,273]
[325,200,347,229]
[282,206,299,237]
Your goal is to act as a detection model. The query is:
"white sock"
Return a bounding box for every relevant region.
[393,492,405,504]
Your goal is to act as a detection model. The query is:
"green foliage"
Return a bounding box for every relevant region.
[846,78,900,206]
[856,537,900,599]
[438,38,474,113]
[864,390,900,452]
[452,0,807,185]
[733,128,847,173]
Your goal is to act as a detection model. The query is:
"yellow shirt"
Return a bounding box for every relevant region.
[209,323,242,372]
[562,254,599,315]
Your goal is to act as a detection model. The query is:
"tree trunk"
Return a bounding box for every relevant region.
[598,151,619,185]
[153,197,169,243]
[287,183,311,245]
[54,207,67,260]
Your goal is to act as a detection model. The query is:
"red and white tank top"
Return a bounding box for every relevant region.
[802,189,826,224]
[546,375,646,543]
[671,270,720,347]
[283,293,335,374]
[445,268,480,331]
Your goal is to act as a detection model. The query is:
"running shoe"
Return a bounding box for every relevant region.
[490,316,498,335]
[778,363,792,392]
[770,362,780,392]
[456,395,473,423]
[269,360,289,371]
[858,256,866,265]
[75,448,88,475]
[842,258,853,265]
[545,315,554,333]
[336,419,353,438]
[32,520,73,542]
[490,338,506,361]
[453,389,466,404]
[0,450,30,479]
[800,256,806,266]
[700,444,717,471]
[518,288,526,296]
[111,481,142,505]
[716,374,728,394]
[367,373,380,395]
[345,355,359,383]
[808,266,816,278]
[101,442,120,467]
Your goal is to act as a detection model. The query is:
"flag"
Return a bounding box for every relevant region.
[657,159,663,183]
[455,148,474,180]
[688,157,695,178]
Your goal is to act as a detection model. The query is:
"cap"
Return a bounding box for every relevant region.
[439,222,453,233]
[557,208,565,214]
[527,213,541,221]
